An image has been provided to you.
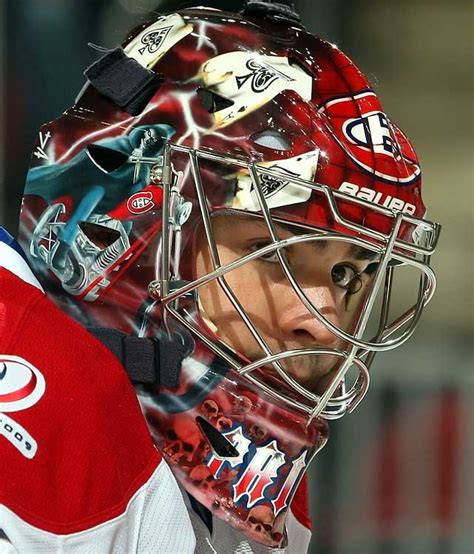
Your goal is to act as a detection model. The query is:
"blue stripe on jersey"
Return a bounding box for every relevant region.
[0,227,28,261]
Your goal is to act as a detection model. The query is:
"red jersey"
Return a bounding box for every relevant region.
[0,236,195,552]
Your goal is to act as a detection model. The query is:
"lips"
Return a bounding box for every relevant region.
[255,353,340,396]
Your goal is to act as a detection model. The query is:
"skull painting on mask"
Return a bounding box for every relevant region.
[164,418,204,466]
[246,505,275,543]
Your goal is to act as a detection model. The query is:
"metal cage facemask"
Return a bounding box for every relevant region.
[142,143,440,422]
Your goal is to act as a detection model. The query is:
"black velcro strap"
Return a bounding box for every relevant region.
[88,327,184,388]
[124,335,158,384]
[241,1,303,25]
[84,47,163,116]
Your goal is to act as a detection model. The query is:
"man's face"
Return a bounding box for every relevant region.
[195,214,379,395]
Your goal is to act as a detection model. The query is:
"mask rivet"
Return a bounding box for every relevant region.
[148,279,162,298]
[150,164,163,184]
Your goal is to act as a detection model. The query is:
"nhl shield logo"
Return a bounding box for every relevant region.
[319,91,420,185]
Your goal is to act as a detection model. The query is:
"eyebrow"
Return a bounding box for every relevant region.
[303,240,379,261]
[224,216,380,261]
[348,244,380,261]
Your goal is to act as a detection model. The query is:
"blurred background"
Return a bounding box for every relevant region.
[0,1,472,552]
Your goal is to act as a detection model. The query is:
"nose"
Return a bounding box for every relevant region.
[277,283,342,348]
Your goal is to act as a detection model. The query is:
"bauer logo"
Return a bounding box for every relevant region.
[339,181,416,215]
[0,355,45,459]
[319,91,420,185]
[127,191,155,215]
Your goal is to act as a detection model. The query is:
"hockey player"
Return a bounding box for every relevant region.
[1,1,440,551]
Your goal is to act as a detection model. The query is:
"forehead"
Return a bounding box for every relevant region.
[210,213,379,261]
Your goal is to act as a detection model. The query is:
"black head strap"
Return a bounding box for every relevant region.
[84,47,163,116]
[241,0,303,25]
[88,327,186,388]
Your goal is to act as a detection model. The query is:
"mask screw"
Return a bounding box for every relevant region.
[148,280,162,299]
[150,164,163,184]
[176,201,193,226]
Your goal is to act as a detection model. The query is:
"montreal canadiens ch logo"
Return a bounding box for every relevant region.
[127,191,155,215]
[0,355,45,459]
[320,91,420,185]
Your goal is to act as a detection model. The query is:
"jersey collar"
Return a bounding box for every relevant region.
[0,227,43,291]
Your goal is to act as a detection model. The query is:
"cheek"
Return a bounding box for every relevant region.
[342,283,371,331]
[195,244,246,312]
[197,258,269,324]
[226,263,262,299]
[197,268,269,357]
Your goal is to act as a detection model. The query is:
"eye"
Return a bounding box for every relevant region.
[249,241,282,263]
[331,263,362,294]
[167,429,178,440]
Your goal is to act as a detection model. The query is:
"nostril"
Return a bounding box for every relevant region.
[293,329,313,340]
[293,324,338,347]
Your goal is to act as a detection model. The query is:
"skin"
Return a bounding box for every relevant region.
[195,214,379,394]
